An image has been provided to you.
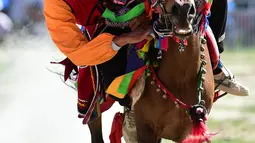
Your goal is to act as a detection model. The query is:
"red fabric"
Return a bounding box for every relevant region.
[136,40,148,49]
[100,96,115,113]
[64,0,105,26]
[109,112,124,143]
[205,26,219,70]
[203,2,211,16]
[160,37,169,51]
[77,67,94,110]
[143,0,151,15]
[127,65,148,93]
[84,25,98,39]
[213,91,220,102]
[200,2,212,34]
[172,36,188,46]
[51,58,78,81]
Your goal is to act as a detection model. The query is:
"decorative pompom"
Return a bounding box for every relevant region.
[182,121,216,143]
[183,105,217,143]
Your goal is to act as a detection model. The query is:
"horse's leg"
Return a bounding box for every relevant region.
[88,116,104,143]
[135,116,158,143]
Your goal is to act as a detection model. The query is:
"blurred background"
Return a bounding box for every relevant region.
[0,0,254,143]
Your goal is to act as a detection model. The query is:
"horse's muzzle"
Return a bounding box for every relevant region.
[172,2,196,21]
[171,2,196,39]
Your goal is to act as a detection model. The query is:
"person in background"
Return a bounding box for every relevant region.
[0,0,12,42]
[225,0,237,47]
[8,0,43,29]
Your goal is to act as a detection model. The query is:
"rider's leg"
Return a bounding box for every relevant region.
[78,26,132,115]
[97,44,132,107]
[209,0,249,96]
[97,26,137,143]
[97,26,132,107]
[208,0,227,54]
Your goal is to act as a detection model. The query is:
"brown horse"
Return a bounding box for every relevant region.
[87,0,215,143]
[133,0,215,142]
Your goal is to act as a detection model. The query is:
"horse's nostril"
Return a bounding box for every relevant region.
[172,4,180,16]
[172,3,196,18]
[188,4,196,17]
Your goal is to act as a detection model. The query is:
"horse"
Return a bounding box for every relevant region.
[87,0,216,142]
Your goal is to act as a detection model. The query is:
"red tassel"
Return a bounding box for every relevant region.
[50,58,78,81]
[109,112,124,143]
[144,0,151,15]
[100,96,115,113]
[182,121,216,143]
[203,2,211,16]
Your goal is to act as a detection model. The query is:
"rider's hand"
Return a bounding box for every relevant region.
[113,26,152,47]
[123,27,152,44]
[129,13,150,31]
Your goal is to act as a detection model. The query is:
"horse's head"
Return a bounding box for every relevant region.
[152,0,202,40]
[165,0,196,37]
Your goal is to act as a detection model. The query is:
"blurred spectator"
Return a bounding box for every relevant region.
[0,0,13,42]
[0,0,10,14]
[24,0,45,35]
[0,12,13,42]
[226,0,237,48]
[8,0,43,30]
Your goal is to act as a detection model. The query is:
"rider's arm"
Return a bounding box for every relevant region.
[44,0,122,66]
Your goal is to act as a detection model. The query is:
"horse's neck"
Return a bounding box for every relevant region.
[157,35,201,86]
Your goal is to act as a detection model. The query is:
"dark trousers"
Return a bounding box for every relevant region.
[96,27,129,87]
[96,26,131,106]
[208,0,228,53]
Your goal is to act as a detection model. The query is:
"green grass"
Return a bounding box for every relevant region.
[241,105,255,113]
[210,104,255,113]
[221,48,255,65]
[162,117,255,142]
[212,139,254,143]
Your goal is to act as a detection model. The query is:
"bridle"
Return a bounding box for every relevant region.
[151,0,175,37]
[150,0,210,38]
[145,0,217,133]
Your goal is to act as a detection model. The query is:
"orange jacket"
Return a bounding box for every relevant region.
[44,0,118,66]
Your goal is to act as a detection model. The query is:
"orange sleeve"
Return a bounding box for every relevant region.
[44,0,118,66]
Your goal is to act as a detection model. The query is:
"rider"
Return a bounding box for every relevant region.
[44,0,249,142]
[209,0,249,96]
